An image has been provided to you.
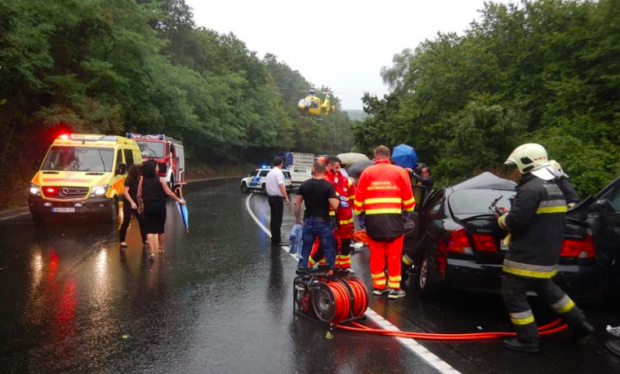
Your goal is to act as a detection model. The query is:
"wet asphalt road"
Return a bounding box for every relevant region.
[0,178,619,374]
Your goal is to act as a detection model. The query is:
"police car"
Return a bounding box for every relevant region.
[240,167,293,194]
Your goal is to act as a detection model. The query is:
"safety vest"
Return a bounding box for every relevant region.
[354,159,415,241]
[498,174,567,279]
[333,172,356,238]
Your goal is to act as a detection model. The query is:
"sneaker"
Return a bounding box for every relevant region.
[388,289,406,299]
[373,288,389,296]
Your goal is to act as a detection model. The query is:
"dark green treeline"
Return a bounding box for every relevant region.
[0,0,354,205]
[354,0,620,197]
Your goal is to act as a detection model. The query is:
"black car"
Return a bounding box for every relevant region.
[568,176,620,304]
[402,172,599,300]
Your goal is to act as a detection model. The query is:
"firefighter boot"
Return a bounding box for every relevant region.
[502,338,540,354]
[571,321,594,342]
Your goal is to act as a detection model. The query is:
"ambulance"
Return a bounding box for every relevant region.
[28,134,142,223]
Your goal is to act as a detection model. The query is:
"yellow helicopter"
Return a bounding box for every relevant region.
[297,90,336,117]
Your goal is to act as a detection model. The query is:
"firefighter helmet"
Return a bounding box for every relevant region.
[549,159,569,178]
[505,143,550,173]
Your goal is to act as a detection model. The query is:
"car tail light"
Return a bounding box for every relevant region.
[561,233,596,258]
[472,233,497,252]
[446,228,473,255]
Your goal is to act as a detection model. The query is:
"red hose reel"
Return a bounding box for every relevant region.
[294,270,369,325]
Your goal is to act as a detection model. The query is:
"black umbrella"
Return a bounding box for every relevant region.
[347,160,374,178]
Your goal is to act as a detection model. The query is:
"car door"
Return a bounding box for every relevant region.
[587,177,620,289]
[248,171,261,188]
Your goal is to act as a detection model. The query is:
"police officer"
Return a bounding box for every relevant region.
[498,143,593,353]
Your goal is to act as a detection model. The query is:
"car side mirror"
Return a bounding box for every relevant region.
[33,160,41,172]
[116,163,127,175]
[588,198,615,214]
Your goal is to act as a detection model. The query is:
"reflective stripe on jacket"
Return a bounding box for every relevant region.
[354,159,415,241]
[497,173,566,279]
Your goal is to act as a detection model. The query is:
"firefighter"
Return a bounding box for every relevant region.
[498,143,593,353]
[549,160,579,208]
[354,145,415,299]
[308,156,356,271]
[327,156,356,270]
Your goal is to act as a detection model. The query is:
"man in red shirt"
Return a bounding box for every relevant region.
[354,146,415,299]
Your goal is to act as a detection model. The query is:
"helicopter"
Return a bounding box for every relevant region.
[297,89,336,117]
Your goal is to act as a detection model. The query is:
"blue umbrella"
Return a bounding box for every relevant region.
[175,188,189,233]
[391,143,418,169]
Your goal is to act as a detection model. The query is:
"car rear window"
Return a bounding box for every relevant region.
[449,190,515,215]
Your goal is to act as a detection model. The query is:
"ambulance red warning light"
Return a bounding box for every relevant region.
[126,133,186,190]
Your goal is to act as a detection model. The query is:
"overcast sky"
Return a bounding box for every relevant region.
[185,0,514,110]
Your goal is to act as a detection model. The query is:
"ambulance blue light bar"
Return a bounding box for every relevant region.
[126,133,165,140]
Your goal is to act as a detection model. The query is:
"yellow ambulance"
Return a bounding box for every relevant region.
[28,134,142,223]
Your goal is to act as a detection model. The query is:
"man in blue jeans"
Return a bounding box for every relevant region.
[294,160,341,272]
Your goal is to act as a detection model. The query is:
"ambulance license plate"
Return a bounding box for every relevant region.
[52,207,75,213]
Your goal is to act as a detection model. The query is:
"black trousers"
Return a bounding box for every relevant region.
[502,273,586,342]
[268,195,284,244]
[119,203,147,242]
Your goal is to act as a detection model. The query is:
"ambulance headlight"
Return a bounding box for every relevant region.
[92,184,108,197]
[29,184,40,196]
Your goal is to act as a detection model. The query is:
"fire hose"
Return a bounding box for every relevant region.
[305,274,568,340]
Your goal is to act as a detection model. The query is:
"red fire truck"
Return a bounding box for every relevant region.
[126,133,186,190]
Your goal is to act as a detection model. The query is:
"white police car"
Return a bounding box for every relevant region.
[240,167,293,194]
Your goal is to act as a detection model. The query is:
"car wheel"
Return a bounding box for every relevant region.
[240,182,249,193]
[417,248,439,297]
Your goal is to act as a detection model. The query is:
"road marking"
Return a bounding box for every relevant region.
[0,211,29,221]
[245,193,461,374]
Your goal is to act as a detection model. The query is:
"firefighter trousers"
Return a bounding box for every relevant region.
[502,273,586,342]
[368,235,404,290]
[309,235,352,269]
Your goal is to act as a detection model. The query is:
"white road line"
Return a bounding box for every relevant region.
[245,194,299,260]
[0,211,29,221]
[245,193,461,374]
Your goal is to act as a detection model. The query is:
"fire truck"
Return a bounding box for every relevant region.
[126,133,186,190]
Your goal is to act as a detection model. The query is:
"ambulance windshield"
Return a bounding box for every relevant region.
[43,146,114,172]
[137,141,165,158]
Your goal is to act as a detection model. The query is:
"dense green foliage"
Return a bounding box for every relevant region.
[354,0,620,197]
[0,0,354,207]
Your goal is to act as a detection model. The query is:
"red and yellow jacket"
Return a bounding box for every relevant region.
[354,159,415,241]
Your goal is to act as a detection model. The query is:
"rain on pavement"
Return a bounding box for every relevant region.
[0,178,619,374]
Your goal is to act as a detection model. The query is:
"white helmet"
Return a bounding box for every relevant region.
[505,143,555,180]
[549,159,569,178]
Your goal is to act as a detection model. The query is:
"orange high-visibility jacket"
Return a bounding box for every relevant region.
[354,159,415,241]
[333,172,356,238]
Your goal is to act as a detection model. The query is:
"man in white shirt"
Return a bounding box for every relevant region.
[266,157,290,246]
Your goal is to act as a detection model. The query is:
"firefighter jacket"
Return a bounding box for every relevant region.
[556,176,579,205]
[324,170,356,238]
[354,159,415,241]
[498,173,567,279]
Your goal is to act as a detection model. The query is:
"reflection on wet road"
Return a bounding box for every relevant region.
[0,178,619,374]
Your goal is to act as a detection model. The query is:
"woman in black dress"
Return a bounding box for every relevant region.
[119,164,147,247]
[137,160,185,260]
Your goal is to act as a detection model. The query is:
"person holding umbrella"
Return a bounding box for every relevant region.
[138,160,186,261]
